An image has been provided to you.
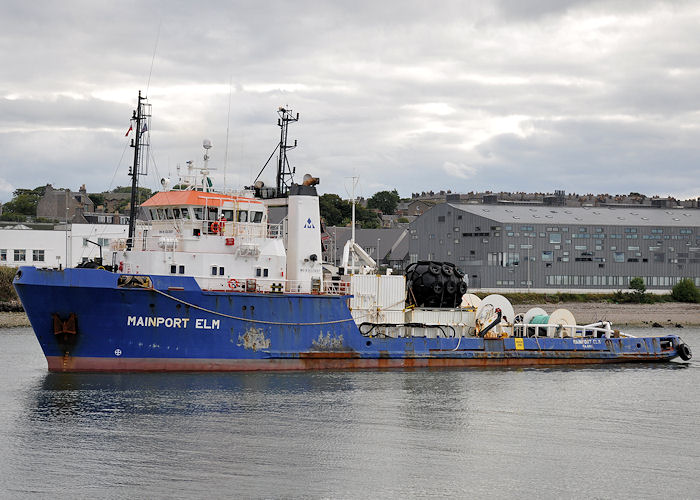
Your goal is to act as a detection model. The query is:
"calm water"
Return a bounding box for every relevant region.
[1,327,698,499]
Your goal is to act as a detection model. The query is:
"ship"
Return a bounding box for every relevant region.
[13,93,693,372]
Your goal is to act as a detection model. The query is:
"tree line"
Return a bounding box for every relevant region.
[1,184,401,227]
[0,186,153,222]
[319,189,402,228]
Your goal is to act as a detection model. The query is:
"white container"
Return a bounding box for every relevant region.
[349,274,378,311]
[377,275,406,311]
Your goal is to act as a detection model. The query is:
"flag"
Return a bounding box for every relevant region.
[125,125,133,137]
[141,121,148,135]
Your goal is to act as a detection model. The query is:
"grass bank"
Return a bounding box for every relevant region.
[0,266,18,302]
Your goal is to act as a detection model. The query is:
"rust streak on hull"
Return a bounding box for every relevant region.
[46,353,675,373]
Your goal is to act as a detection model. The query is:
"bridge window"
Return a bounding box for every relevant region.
[180,207,191,220]
[172,207,181,219]
[221,209,234,221]
[251,211,263,223]
[207,207,218,221]
[193,207,203,220]
[237,210,248,222]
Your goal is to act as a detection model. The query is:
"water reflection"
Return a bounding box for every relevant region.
[3,327,699,498]
[30,371,360,421]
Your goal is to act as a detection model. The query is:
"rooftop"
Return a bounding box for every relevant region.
[449,204,700,227]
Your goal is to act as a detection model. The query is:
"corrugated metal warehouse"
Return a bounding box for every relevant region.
[408,203,700,290]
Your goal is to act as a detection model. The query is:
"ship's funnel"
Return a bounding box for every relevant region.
[286,182,323,292]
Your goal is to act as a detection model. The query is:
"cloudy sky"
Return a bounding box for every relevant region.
[1,0,699,204]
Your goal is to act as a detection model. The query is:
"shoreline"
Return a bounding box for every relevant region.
[0,311,31,328]
[522,302,700,327]
[2,302,700,329]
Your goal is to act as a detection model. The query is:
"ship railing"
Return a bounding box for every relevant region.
[196,276,351,295]
[513,321,634,339]
[267,223,283,239]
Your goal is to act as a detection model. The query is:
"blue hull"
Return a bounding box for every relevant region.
[13,266,686,371]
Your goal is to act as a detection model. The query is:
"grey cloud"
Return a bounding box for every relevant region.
[1,0,699,203]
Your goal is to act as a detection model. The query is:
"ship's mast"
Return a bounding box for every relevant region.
[126,91,151,250]
[275,107,298,196]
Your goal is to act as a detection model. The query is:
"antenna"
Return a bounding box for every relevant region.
[202,139,214,192]
[276,107,299,196]
[350,175,359,274]
[252,107,299,198]
[224,77,232,193]
[126,90,151,251]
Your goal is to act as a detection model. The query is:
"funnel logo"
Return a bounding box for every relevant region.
[304,217,315,229]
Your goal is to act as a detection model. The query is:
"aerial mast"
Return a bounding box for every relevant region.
[126,91,151,250]
[275,107,298,196]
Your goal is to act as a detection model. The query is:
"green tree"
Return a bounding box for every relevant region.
[319,193,382,228]
[2,186,48,217]
[319,193,348,227]
[629,277,647,303]
[671,278,700,303]
[88,193,105,207]
[367,189,400,215]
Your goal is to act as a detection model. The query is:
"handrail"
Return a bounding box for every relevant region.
[196,275,351,296]
[513,321,634,339]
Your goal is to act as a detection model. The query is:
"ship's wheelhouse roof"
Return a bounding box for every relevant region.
[141,191,263,208]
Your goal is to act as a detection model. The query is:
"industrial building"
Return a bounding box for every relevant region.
[408,204,700,291]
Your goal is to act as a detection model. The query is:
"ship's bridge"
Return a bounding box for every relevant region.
[140,190,274,240]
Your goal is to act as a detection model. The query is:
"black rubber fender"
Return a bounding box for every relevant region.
[678,343,692,361]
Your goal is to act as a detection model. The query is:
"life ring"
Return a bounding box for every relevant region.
[210,221,220,233]
[227,278,239,290]
[678,343,692,361]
